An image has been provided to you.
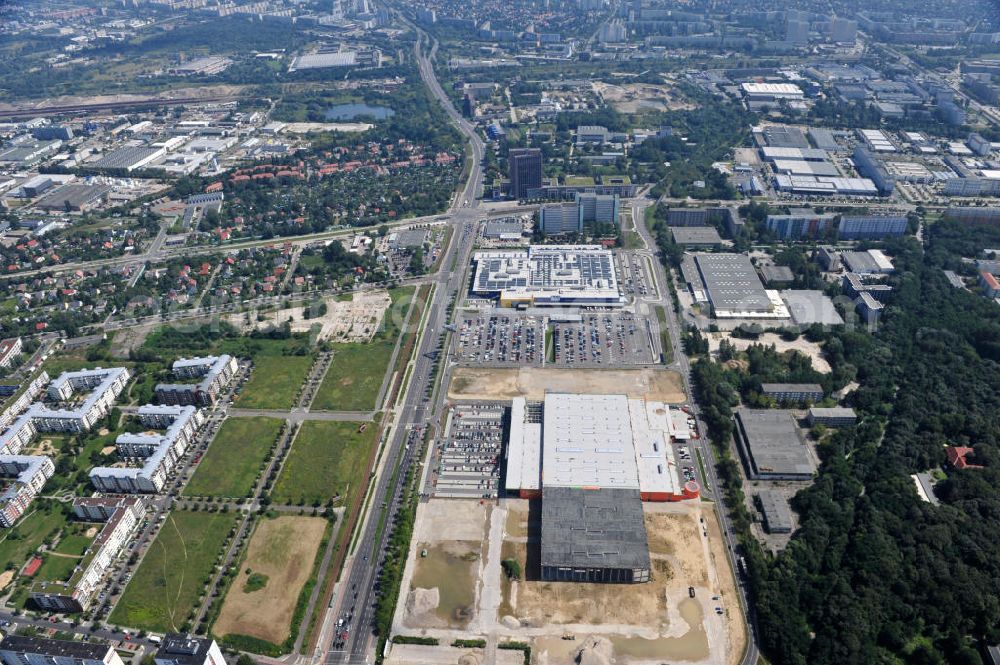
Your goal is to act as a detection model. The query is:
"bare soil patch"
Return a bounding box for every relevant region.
[448,367,685,403]
[707,332,831,373]
[229,290,391,343]
[213,515,327,645]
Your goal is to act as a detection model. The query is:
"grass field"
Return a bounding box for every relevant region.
[184,418,282,498]
[271,421,378,506]
[655,305,674,364]
[235,354,314,410]
[213,516,328,646]
[35,554,80,582]
[110,510,237,633]
[0,507,67,572]
[54,533,92,556]
[311,287,413,412]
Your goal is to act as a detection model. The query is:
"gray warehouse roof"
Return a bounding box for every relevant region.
[670,226,722,246]
[483,220,523,238]
[91,146,161,171]
[735,408,816,479]
[757,490,794,533]
[695,253,772,313]
[34,184,111,211]
[760,265,794,284]
[808,407,856,420]
[780,289,845,325]
[540,486,650,571]
[761,383,823,395]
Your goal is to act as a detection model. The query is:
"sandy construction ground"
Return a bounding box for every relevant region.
[0,570,13,592]
[592,81,696,113]
[394,497,744,665]
[448,367,685,403]
[231,291,391,343]
[384,644,523,665]
[282,122,373,134]
[502,500,744,665]
[398,500,492,631]
[707,332,831,373]
[214,516,327,645]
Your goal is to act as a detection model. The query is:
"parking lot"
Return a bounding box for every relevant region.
[550,312,657,367]
[453,312,544,366]
[616,251,655,299]
[428,402,504,499]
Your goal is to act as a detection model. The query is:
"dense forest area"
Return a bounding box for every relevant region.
[734,222,1000,664]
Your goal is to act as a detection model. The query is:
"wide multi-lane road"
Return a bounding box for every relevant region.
[319,24,485,665]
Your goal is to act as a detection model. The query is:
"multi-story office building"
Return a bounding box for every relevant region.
[538,203,580,235]
[508,148,542,200]
[766,209,837,239]
[31,497,145,612]
[852,146,895,195]
[761,383,824,403]
[807,407,857,427]
[838,214,908,239]
[539,193,620,235]
[0,636,126,665]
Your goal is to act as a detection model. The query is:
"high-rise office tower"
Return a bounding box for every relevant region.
[509,148,543,199]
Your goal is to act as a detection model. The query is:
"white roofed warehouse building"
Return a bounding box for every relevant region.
[741,82,804,105]
[504,393,699,584]
[734,409,816,481]
[504,394,697,503]
[471,246,624,308]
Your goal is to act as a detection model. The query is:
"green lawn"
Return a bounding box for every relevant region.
[184,417,282,498]
[270,421,379,506]
[654,305,674,364]
[234,354,313,410]
[0,507,67,572]
[110,510,237,633]
[311,287,414,412]
[54,533,92,557]
[35,554,81,582]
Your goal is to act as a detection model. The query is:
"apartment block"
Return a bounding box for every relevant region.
[155,355,237,407]
[90,405,205,493]
[31,497,145,612]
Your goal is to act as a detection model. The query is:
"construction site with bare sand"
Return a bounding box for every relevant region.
[386,497,746,665]
[447,366,686,403]
[226,290,391,342]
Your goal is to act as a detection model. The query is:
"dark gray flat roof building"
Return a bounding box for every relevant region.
[757,490,794,533]
[0,635,120,665]
[760,265,794,285]
[761,383,824,402]
[694,253,773,316]
[540,486,650,584]
[671,226,722,248]
[807,407,857,427]
[780,289,844,326]
[154,635,224,665]
[735,408,816,480]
